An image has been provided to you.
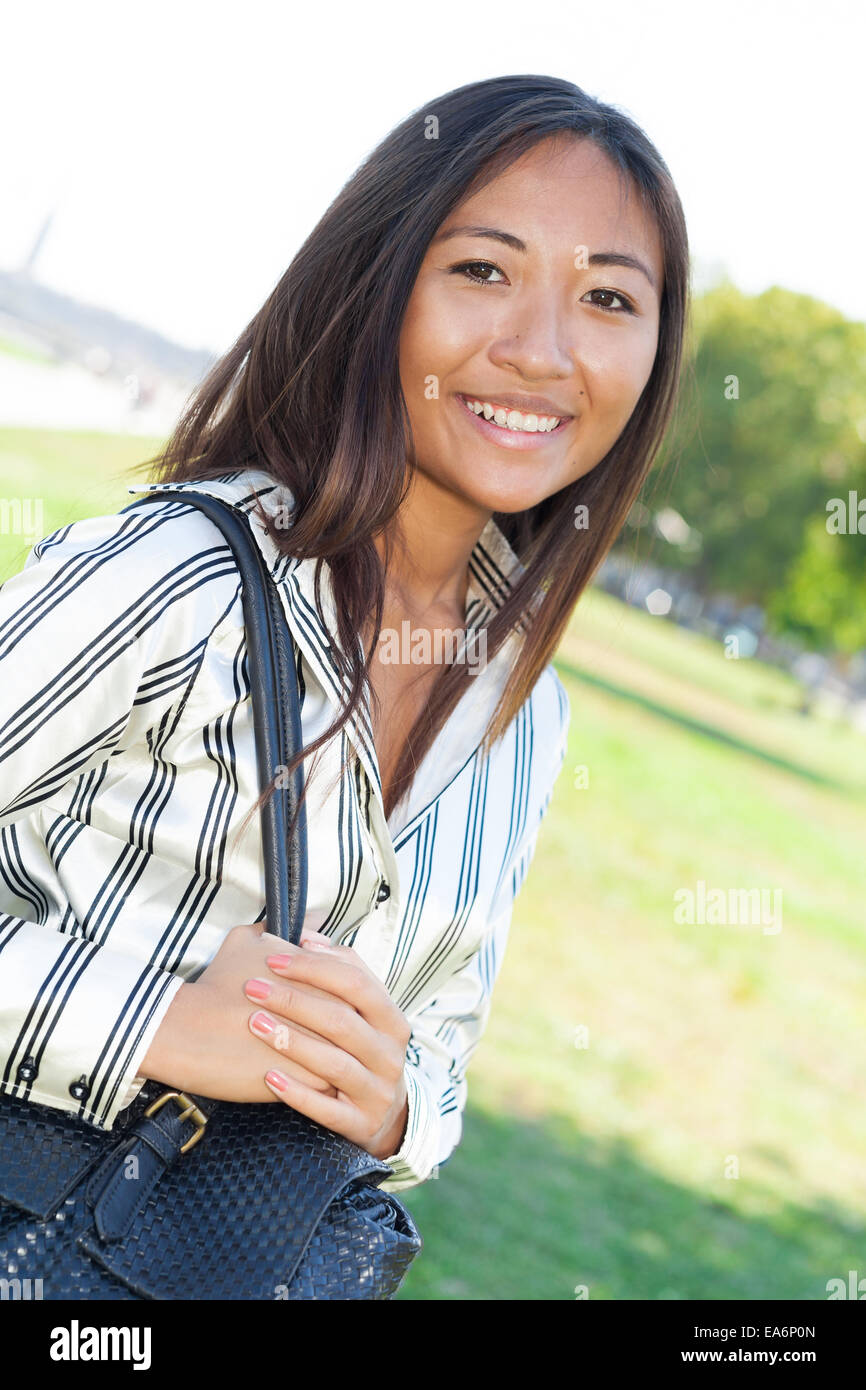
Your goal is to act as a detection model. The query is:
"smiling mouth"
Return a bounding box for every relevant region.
[457,393,571,434]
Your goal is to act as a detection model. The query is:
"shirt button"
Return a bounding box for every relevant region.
[376,880,391,903]
[16,1056,38,1083]
[69,1076,90,1101]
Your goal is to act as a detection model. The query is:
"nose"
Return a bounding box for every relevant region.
[488,293,575,382]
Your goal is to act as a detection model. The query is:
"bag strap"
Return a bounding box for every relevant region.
[91,488,313,1207]
[123,489,308,945]
[1,490,314,1235]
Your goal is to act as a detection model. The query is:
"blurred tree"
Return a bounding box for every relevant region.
[771,512,866,653]
[625,281,866,651]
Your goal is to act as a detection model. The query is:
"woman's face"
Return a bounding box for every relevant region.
[398,134,664,517]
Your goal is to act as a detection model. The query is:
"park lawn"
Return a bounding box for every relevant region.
[562,584,866,798]
[2,427,864,1301]
[0,335,58,365]
[0,426,163,580]
[398,603,866,1300]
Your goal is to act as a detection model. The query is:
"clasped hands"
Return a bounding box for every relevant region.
[141,921,411,1162]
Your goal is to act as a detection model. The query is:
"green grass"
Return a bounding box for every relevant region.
[3,425,865,1301]
[0,426,164,579]
[0,335,59,366]
[398,593,866,1299]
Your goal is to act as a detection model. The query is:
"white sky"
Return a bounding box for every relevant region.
[3,0,864,353]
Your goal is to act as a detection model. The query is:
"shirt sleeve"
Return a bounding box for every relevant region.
[379,673,570,1192]
[0,498,242,1129]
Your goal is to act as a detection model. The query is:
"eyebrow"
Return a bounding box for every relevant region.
[433,224,658,291]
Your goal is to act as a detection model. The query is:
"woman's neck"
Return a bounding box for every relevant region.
[372,470,490,620]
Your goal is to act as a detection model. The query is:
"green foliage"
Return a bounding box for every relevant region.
[772,513,866,652]
[630,282,866,652]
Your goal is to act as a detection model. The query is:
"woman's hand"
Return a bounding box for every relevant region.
[139,920,412,1160]
[252,933,412,1161]
[140,921,342,1102]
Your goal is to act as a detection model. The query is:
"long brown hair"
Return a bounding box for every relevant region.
[134,73,690,834]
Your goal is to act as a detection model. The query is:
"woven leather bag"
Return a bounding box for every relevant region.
[0,489,422,1300]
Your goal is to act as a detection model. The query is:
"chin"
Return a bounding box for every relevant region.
[456,473,568,517]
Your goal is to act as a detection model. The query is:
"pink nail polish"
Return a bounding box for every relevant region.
[250,1011,275,1035]
[266,954,293,971]
[245,978,271,1001]
[266,1069,289,1092]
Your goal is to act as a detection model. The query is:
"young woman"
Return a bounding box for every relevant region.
[0,73,688,1289]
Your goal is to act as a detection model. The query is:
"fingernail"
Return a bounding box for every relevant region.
[302,938,336,951]
[265,1069,289,1092]
[265,954,293,971]
[250,1011,275,1036]
[245,978,271,1001]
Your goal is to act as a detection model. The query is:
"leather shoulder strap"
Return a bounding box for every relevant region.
[122,489,307,944]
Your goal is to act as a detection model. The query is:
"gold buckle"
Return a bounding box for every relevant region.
[144,1090,208,1154]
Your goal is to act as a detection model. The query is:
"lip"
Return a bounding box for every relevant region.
[459,391,574,419]
[454,393,573,449]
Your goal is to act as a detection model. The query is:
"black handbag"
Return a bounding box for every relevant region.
[0,489,422,1300]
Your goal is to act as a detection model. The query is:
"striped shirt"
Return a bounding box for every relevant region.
[0,468,570,1191]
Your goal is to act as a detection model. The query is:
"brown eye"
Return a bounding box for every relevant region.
[451,261,506,288]
[583,288,635,314]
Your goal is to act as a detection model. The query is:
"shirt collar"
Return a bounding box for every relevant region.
[127,468,531,833]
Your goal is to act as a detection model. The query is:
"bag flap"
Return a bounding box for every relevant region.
[0,1091,122,1221]
[77,1100,394,1299]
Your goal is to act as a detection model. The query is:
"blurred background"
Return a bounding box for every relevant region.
[2,0,864,1300]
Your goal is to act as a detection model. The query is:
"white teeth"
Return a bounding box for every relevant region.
[463,396,561,432]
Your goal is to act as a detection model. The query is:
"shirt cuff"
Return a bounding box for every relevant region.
[117,1073,148,1113]
[95,970,186,1130]
[0,920,185,1132]
[378,1063,441,1192]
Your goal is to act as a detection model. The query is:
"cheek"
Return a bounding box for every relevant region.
[399,283,486,396]
[583,327,658,422]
